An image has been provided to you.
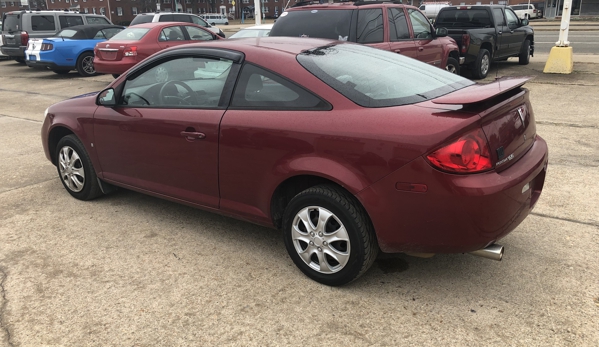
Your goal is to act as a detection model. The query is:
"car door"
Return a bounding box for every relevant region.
[504,8,526,56]
[93,55,238,208]
[407,8,443,67]
[157,25,187,50]
[492,8,511,58]
[387,7,418,59]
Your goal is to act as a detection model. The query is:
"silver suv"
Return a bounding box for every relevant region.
[130,12,226,38]
[1,10,112,63]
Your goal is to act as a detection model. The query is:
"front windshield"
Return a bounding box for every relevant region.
[110,27,150,41]
[297,44,473,108]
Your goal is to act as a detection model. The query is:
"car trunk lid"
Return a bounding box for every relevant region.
[95,40,135,61]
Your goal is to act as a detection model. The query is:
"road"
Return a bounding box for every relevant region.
[532,30,599,54]
[0,50,598,346]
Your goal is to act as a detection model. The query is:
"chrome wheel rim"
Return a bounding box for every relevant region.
[58,146,85,192]
[82,55,95,75]
[446,64,457,74]
[292,206,350,274]
[481,55,490,76]
[155,66,168,83]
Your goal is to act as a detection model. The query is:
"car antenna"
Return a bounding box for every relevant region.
[495,4,505,80]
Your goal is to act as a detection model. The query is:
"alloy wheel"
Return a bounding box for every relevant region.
[58,146,85,192]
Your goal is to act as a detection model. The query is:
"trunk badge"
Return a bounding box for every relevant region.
[106,44,110,48]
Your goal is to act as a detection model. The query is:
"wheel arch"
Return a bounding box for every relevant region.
[47,126,75,165]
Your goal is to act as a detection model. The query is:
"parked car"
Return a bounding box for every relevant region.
[435,5,534,79]
[94,22,222,78]
[270,1,462,74]
[200,14,229,26]
[229,24,273,38]
[510,4,540,20]
[1,10,112,63]
[42,37,548,286]
[419,2,451,20]
[25,24,124,76]
[130,12,226,38]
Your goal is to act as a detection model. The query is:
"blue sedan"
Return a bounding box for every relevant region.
[25,24,124,77]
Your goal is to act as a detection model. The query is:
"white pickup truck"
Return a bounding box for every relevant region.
[510,4,540,20]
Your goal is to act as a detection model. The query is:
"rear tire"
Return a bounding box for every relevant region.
[112,74,120,79]
[282,185,379,286]
[519,39,531,65]
[76,52,96,77]
[472,48,490,80]
[15,57,25,64]
[445,56,460,75]
[52,70,70,75]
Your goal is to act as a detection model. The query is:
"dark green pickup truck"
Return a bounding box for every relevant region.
[435,5,534,79]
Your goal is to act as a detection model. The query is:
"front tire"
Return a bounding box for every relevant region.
[519,39,531,65]
[472,48,491,80]
[282,185,378,286]
[76,52,96,77]
[445,56,460,75]
[55,135,102,201]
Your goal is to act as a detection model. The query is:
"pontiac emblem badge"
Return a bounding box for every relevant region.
[517,107,526,124]
[106,44,110,48]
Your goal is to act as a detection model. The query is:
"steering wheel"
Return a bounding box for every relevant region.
[159,80,197,106]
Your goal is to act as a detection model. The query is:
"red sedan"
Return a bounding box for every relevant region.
[94,22,222,77]
[42,38,548,286]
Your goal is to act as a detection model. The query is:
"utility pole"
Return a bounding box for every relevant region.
[543,0,574,73]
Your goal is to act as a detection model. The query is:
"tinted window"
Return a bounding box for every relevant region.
[408,9,432,39]
[270,10,353,41]
[492,8,506,26]
[389,8,410,40]
[110,27,150,40]
[3,14,20,32]
[191,16,209,27]
[130,15,154,26]
[436,9,491,28]
[31,16,56,31]
[172,14,192,23]
[357,9,384,44]
[231,64,329,110]
[158,15,175,22]
[59,15,84,29]
[86,17,110,25]
[120,56,233,108]
[297,44,473,108]
[102,28,124,39]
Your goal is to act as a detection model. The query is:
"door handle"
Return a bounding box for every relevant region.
[418,47,424,51]
[498,31,503,35]
[394,49,401,53]
[181,131,206,140]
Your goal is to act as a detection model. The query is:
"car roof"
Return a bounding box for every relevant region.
[285,1,413,10]
[128,21,199,29]
[56,24,124,38]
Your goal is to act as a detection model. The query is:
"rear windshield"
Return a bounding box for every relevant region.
[130,15,153,26]
[297,43,473,108]
[270,10,353,40]
[435,9,493,27]
[511,5,528,10]
[56,29,78,38]
[110,27,150,40]
[3,14,20,32]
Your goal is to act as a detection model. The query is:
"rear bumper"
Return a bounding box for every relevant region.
[357,136,548,254]
[0,45,26,58]
[94,59,136,75]
[26,59,73,71]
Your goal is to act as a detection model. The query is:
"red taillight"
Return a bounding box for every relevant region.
[461,34,470,54]
[20,31,29,46]
[426,128,492,173]
[123,46,137,57]
[41,43,53,51]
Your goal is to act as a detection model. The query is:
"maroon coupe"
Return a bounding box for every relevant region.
[42,37,548,286]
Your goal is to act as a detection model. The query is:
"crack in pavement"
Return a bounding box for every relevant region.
[531,212,599,229]
[0,114,43,124]
[536,120,599,129]
[0,178,58,196]
[0,266,15,347]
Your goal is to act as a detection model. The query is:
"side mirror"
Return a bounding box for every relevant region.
[521,18,529,26]
[97,88,116,107]
[435,27,448,37]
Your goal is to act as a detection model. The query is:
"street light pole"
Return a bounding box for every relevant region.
[543,0,574,74]
[254,0,261,25]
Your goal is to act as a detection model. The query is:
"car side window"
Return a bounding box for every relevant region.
[408,9,432,39]
[184,26,214,41]
[173,14,192,23]
[102,28,123,39]
[31,16,56,31]
[94,30,107,39]
[159,15,175,22]
[191,16,209,27]
[505,9,519,28]
[231,64,329,110]
[59,15,84,29]
[120,56,234,108]
[86,17,110,25]
[159,26,185,41]
[357,9,384,44]
[492,8,506,26]
[388,8,410,40]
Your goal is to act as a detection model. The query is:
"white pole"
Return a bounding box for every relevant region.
[254,0,262,25]
[556,0,572,46]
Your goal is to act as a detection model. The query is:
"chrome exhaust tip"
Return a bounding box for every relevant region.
[469,244,504,261]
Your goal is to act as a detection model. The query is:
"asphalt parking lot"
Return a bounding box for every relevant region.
[0,50,598,345]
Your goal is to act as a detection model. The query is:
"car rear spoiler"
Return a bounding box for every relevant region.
[432,76,534,105]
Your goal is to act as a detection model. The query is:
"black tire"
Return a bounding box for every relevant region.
[15,57,25,64]
[52,70,70,75]
[76,51,96,77]
[519,39,531,65]
[112,74,120,79]
[445,56,460,75]
[472,48,491,80]
[55,135,102,201]
[282,185,379,286]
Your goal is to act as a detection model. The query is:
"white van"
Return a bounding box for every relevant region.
[201,14,229,26]
[419,3,451,20]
